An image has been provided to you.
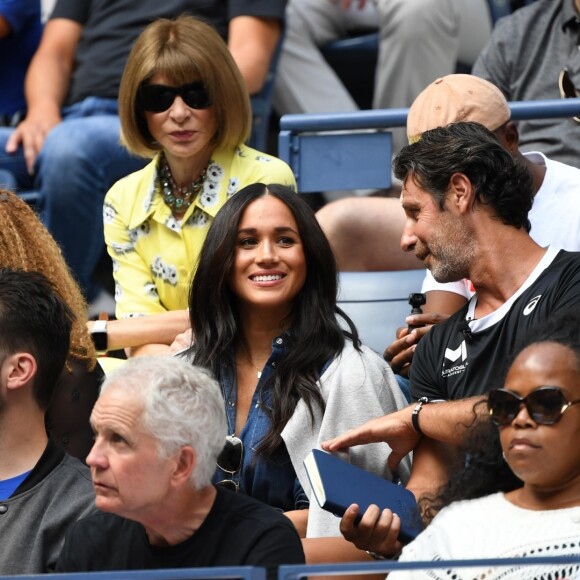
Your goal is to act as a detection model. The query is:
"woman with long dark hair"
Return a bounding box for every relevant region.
[186,183,410,543]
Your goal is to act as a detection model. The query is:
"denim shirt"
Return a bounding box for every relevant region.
[212,335,309,512]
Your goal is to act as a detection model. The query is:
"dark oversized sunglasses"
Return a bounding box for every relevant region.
[138,82,211,113]
[488,386,580,426]
[558,68,580,123]
[215,435,243,492]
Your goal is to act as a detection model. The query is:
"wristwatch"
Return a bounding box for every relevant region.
[90,319,108,355]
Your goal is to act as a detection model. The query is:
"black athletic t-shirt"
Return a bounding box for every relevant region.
[410,249,580,401]
[51,0,286,105]
[56,486,304,579]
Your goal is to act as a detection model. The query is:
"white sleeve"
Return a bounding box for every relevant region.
[420,269,474,299]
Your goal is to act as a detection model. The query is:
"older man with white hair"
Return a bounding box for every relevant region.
[56,357,304,578]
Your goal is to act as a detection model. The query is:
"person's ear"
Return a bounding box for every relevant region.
[5,353,37,393]
[171,446,196,486]
[447,172,474,214]
[501,121,520,154]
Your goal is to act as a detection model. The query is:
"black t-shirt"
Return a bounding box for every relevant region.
[51,0,286,105]
[410,249,580,401]
[56,486,304,579]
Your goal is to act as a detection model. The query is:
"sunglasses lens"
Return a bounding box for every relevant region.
[217,435,243,473]
[488,390,519,426]
[489,387,567,426]
[139,85,175,112]
[139,83,211,112]
[183,84,211,109]
[527,388,565,424]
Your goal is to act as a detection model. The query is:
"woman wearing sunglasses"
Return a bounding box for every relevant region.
[184,183,410,560]
[104,16,295,355]
[386,312,580,578]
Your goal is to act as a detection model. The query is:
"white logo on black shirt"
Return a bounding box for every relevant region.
[444,340,467,363]
[523,294,542,316]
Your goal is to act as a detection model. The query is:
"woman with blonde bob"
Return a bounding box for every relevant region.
[105,15,295,355]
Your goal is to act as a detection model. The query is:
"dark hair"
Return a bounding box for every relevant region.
[422,310,580,522]
[188,183,359,456]
[394,122,534,232]
[420,407,523,523]
[0,268,74,410]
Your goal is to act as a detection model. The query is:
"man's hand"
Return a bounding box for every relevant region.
[383,312,450,376]
[5,108,61,173]
[340,504,403,557]
[322,405,419,471]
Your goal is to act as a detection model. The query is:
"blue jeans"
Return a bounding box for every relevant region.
[395,373,411,404]
[0,169,17,189]
[0,97,148,299]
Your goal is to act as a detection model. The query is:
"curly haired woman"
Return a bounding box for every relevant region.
[0,189,100,460]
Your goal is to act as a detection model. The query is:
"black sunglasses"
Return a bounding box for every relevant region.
[138,82,211,113]
[558,68,580,123]
[488,386,580,426]
[215,435,243,492]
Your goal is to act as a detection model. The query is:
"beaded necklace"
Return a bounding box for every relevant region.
[157,153,208,214]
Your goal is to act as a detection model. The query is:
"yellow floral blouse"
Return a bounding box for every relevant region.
[103,144,296,318]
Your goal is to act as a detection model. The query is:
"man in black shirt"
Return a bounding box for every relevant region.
[56,357,304,578]
[323,121,580,555]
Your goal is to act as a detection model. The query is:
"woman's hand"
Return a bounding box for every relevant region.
[168,328,194,354]
[340,503,403,557]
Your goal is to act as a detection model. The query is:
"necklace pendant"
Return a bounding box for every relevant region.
[257,371,262,379]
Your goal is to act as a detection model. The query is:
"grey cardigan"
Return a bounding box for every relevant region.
[282,341,412,538]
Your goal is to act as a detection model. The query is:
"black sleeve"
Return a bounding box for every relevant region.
[55,522,83,572]
[409,324,448,401]
[50,0,90,23]
[229,0,287,21]
[243,522,305,580]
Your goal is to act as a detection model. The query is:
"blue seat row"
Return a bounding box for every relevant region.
[2,555,578,579]
[278,98,580,193]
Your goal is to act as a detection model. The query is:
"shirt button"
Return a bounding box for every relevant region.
[227,400,234,408]
[275,338,283,345]
[271,361,277,368]
[0,505,7,514]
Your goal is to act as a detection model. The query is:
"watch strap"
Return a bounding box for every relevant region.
[411,397,429,436]
[90,319,108,354]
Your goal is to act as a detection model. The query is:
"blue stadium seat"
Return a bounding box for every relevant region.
[278,555,580,579]
[0,567,266,580]
[278,99,580,193]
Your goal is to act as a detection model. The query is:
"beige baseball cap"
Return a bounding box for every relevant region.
[407,74,511,143]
